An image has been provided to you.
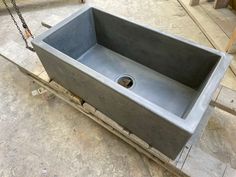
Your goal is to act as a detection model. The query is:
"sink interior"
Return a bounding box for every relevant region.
[78,44,196,117]
[43,7,220,118]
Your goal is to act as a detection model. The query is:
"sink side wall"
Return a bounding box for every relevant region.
[43,9,97,59]
[92,9,219,90]
[33,44,191,159]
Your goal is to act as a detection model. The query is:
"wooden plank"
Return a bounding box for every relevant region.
[229,0,236,9]
[190,0,200,6]
[49,81,83,105]
[175,144,192,169]
[214,0,230,9]
[211,85,223,101]
[199,1,236,67]
[38,71,50,82]
[230,60,236,76]
[177,0,236,75]
[225,27,236,52]
[182,146,227,177]
[177,0,229,50]
[41,14,64,28]
[199,2,236,77]
[211,86,236,115]
[190,0,214,6]
[200,1,236,38]
[0,40,45,77]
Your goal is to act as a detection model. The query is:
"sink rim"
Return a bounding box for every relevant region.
[32,6,232,134]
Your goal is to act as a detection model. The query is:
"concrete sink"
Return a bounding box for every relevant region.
[32,7,231,159]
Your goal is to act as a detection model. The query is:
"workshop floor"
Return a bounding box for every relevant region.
[0,0,236,176]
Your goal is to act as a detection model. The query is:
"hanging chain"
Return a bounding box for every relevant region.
[10,0,34,39]
[2,0,35,52]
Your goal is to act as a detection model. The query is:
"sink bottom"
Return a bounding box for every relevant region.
[78,44,196,117]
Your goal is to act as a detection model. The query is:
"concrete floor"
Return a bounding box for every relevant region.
[0,0,236,176]
[0,58,170,177]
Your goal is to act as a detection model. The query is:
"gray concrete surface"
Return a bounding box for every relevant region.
[0,0,236,176]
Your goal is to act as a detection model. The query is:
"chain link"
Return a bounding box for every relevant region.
[2,0,35,52]
[10,0,34,38]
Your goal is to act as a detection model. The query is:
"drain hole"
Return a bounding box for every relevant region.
[117,76,134,88]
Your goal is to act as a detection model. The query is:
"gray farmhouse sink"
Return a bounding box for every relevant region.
[32,6,231,159]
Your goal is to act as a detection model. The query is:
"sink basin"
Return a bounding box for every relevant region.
[32,6,231,159]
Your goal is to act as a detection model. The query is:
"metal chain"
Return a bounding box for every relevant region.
[10,0,34,38]
[2,0,35,52]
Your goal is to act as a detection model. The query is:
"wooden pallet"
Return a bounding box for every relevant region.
[226,27,236,53]
[1,15,236,177]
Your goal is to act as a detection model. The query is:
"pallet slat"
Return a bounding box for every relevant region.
[182,146,227,177]
[0,40,45,77]
[211,86,236,115]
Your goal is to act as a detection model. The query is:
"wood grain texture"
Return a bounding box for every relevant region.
[212,86,236,115]
[0,40,45,78]
[214,0,230,9]
[229,0,236,9]
[178,0,236,76]
[41,14,64,28]
[225,27,236,52]
[182,146,227,177]
[189,0,200,6]
[200,1,236,38]
[178,0,229,50]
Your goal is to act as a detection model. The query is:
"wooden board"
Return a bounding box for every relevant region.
[230,0,236,9]
[177,0,236,76]
[41,14,65,28]
[211,85,236,115]
[190,0,200,6]
[214,0,230,9]
[178,0,229,50]
[0,40,45,77]
[225,27,236,53]
[200,1,236,43]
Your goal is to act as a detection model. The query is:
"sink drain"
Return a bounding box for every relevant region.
[117,76,134,89]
